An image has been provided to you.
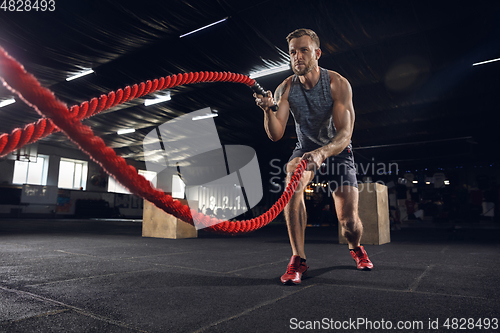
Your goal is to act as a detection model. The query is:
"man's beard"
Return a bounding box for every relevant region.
[292,58,316,76]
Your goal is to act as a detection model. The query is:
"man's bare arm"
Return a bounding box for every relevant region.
[254,78,291,141]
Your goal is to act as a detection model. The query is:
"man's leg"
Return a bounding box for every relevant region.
[284,157,314,259]
[334,185,373,270]
[281,157,314,284]
[333,185,362,249]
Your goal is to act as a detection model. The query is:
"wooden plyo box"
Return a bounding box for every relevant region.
[339,183,390,245]
[142,199,197,239]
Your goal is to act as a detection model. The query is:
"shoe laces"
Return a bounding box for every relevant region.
[359,257,370,264]
[285,264,299,274]
[354,249,370,264]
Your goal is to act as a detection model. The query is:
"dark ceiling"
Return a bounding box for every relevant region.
[1,0,499,175]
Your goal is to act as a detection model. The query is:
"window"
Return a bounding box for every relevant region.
[107,176,129,194]
[107,170,157,194]
[172,174,185,199]
[58,158,88,190]
[12,155,49,185]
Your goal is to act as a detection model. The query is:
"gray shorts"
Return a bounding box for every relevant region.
[288,145,358,189]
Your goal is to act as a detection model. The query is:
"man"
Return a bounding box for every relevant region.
[254,28,373,285]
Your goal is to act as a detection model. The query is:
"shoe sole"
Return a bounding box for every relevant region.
[281,272,307,285]
[353,259,373,271]
[282,279,299,285]
[357,266,373,271]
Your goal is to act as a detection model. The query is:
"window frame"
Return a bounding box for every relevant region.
[58,158,88,190]
[12,154,49,186]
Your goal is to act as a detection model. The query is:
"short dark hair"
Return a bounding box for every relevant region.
[286,28,320,48]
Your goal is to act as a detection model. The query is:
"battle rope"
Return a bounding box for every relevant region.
[0,46,307,235]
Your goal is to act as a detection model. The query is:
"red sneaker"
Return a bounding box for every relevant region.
[280,255,308,285]
[350,246,373,270]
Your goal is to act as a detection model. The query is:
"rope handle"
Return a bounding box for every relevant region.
[249,82,278,111]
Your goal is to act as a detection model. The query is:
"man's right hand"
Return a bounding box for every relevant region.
[253,91,275,111]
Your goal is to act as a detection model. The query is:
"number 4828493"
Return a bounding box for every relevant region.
[1,0,56,11]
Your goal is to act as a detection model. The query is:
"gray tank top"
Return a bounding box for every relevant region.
[288,67,337,150]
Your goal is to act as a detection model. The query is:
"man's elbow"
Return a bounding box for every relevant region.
[268,134,282,142]
[267,128,284,142]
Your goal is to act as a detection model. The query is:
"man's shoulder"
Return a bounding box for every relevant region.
[277,75,295,95]
[326,69,348,83]
[326,70,351,93]
[324,69,352,101]
[280,75,295,87]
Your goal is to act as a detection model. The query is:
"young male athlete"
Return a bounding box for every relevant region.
[254,28,373,285]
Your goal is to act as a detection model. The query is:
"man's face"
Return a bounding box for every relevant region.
[289,35,320,76]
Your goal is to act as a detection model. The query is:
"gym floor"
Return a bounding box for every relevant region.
[1,219,499,332]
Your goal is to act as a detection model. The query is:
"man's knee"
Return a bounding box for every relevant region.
[339,217,361,232]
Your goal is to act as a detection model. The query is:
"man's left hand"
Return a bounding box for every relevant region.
[301,150,326,172]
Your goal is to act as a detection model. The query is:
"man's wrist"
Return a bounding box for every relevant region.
[316,147,332,161]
